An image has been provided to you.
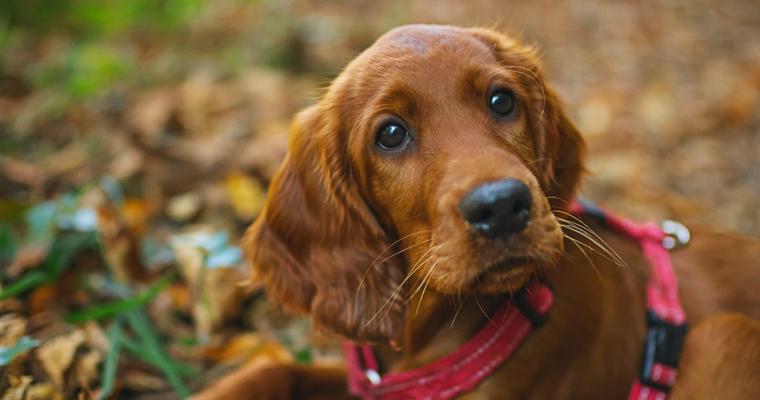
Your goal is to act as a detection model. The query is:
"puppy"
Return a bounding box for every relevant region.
[200,25,760,399]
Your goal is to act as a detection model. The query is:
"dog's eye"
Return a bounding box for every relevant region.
[376,122,409,151]
[488,89,516,117]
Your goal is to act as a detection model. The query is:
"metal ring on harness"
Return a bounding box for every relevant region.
[660,220,691,250]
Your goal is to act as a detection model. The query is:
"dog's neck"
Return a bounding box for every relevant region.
[377,220,651,397]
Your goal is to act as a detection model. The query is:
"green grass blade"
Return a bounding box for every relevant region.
[120,335,198,378]
[99,319,123,400]
[125,310,190,398]
[0,232,96,300]
[65,272,175,323]
[0,271,50,300]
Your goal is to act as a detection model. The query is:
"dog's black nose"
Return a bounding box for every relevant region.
[459,179,532,239]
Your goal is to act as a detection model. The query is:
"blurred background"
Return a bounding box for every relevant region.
[0,0,758,398]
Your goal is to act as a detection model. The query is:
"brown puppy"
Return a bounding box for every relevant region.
[204,25,760,399]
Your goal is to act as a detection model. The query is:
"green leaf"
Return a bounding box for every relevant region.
[0,336,39,366]
[125,310,190,398]
[65,272,176,324]
[99,319,123,400]
[294,348,312,364]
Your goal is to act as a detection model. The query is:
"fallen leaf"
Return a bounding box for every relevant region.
[6,245,47,278]
[121,198,152,234]
[28,285,57,315]
[1,375,33,400]
[202,333,264,363]
[166,192,203,222]
[172,230,248,338]
[82,322,109,354]
[224,172,265,220]
[121,369,169,392]
[74,350,102,388]
[26,382,64,400]
[0,314,27,346]
[36,330,86,386]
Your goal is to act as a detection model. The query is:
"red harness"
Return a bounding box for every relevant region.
[344,200,689,399]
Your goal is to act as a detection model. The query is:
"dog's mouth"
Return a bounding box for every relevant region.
[485,256,536,273]
[470,255,541,292]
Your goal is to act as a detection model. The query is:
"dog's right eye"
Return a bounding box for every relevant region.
[376,121,409,151]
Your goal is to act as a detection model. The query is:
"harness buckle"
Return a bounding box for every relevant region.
[639,311,688,391]
[660,220,690,250]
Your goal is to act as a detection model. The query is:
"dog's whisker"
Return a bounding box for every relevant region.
[450,301,464,328]
[357,230,433,294]
[558,221,627,268]
[565,234,602,279]
[415,258,440,315]
[364,241,436,327]
[554,214,626,264]
[474,296,497,328]
[559,222,622,265]
[553,209,624,258]
[556,216,628,268]
[356,235,432,305]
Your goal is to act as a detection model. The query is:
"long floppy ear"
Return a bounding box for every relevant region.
[243,104,405,343]
[467,27,586,208]
[541,89,587,206]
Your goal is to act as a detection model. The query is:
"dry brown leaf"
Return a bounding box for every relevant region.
[96,198,151,282]
[108,148,144,179]
[28,285,57,315]
[74,350,102,388]
[0,314,27,346]
[223,172,265,220]
[121,369,169,392]
[128,87,178,139]
[6,245,47,278]
[166,192,203,222]
[26,383,64,400]
[1,375,33,400]
[0,156,48,188]
[173,235,247,338]
[197,270,246,339]
[202,333,264,363]
[36,330,86,387]
[82,322,109,354]
[121,198,152,234]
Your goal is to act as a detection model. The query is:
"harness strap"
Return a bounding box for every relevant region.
[570,199,688,399]
[344,283,553,400]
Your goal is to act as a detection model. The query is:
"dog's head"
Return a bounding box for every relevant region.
[244,25,585,343]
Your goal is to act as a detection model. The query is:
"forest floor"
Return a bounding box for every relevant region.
[1,1,758,398]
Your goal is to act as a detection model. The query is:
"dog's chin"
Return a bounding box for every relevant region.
[469,257,543,294]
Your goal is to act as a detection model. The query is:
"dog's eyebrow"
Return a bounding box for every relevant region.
[456,65,516,103]
[371,84,420,121]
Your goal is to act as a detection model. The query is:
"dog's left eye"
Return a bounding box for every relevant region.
[488,89,517,117]
[376,121,409,151]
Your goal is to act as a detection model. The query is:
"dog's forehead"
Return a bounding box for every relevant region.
[367,24,494,65]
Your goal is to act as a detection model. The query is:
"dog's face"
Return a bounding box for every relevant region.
[245,25,585,342]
